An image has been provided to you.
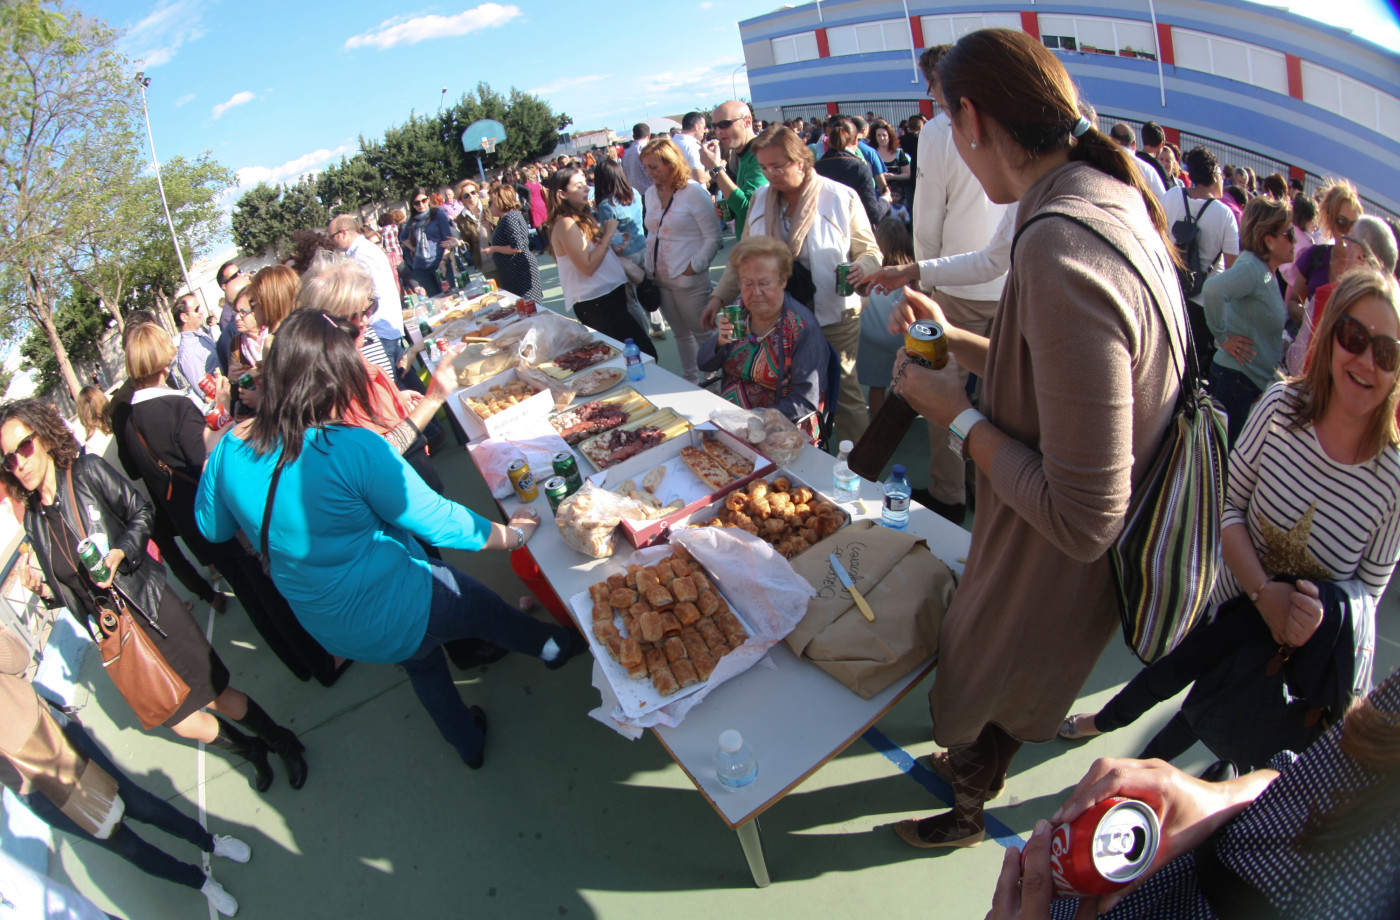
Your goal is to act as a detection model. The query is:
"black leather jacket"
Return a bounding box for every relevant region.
[23,454,165,629]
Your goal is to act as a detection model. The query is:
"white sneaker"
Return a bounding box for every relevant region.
[201,878,238,916]
[212,835,251,863]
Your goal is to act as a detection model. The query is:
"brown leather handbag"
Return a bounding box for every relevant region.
[58,467,190,730]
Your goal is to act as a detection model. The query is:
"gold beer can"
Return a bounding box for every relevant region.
[905,320,948,370]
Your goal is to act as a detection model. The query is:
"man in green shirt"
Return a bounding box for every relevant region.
[700,100,767,240]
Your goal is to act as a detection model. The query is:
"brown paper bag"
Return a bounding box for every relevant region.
[785,520,956,698]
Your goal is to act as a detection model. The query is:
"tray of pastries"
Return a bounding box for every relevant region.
[581,544,750,716]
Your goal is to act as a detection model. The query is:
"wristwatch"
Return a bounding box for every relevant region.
[947,408,987,460]
[709,166,724,180]
[509,525,527,549]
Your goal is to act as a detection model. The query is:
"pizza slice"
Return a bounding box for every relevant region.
[681,445,735,491]
[701,437,754,478]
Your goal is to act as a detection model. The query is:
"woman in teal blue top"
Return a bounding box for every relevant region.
[1204,195,1295,446]
[195,311,584,769]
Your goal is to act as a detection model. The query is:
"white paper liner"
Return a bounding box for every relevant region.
[467,423,574,498]
[576,526,815,738]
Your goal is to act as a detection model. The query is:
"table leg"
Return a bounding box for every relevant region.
[735,819,771,888]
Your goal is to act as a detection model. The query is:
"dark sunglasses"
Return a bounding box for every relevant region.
[713,116,747,130]
[413,197,429,205]
[4,434,36,470]
[1334,313,1400,373]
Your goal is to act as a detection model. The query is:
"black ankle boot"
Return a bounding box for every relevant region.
[238,699,308,790]
[208,719,273,792]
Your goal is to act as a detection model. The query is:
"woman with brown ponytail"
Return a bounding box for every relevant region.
[886,28,1184,849]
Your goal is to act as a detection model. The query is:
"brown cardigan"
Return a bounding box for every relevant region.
[930,162,1185,746]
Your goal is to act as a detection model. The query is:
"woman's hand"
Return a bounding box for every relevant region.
[888,286,947,337]
[509,507,540,544]
[716,314,735,346]
[700,297,723,331]
[214,373,231,409]
[891,351,970,428]
[985,820,1065,920]
[1222,333,1255,364]
[601,218,619,239]
[19,558,47,597]
[237,387,260,410]
[1050,757,1274,913]
[854,263,918,295]
[95,548,126,589]
[426,344,465,400]
[1282,579,1325,647]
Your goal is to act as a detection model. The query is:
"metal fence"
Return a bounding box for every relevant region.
[781,100,926,128]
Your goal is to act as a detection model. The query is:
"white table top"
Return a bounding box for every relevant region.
[471,361,971,828]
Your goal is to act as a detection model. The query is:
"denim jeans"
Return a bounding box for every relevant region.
[22,707,212,890]
[1209,362,1262,448]
[401,561,572,764]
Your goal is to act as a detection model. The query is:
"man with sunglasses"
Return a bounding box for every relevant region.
[330,215,407,377]
[699,101,767,240]
[172,294,221,396]
[211,261,245,375]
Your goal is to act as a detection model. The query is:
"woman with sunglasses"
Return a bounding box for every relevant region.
[1060,267,1400,770]
[398,186,462,294]
[0,398,308,795]
[1203,196,1295,446]
[195,311,585,770]
[1286,178,1364,315]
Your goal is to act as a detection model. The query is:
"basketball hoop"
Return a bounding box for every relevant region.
[481,137,497,154]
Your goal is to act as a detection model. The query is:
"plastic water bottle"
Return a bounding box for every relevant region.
[624,338,645,382]
[833,440,860,504]
[882,464,911,530]
[716,730,758,789]
[86,505,110,556]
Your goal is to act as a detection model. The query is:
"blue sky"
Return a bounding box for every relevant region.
[81,0,1400,223]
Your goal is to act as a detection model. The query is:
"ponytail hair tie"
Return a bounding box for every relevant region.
[1071,117,1092,138]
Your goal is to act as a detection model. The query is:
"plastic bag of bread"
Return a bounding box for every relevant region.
[555,482,649,558]
[708,407,806,466]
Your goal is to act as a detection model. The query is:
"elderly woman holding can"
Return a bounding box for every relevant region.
[702,126,881,445]
[697,235,827,436]
[884,29,1182,849]
[0,398,306,794]
[195,311,585,769]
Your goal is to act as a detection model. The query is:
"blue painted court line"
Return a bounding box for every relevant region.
[861,726,1027,850]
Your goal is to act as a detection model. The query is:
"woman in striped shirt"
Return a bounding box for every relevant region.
[1061,268,1400,768]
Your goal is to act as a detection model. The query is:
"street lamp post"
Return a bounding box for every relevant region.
[135,73,206,312]
[731,63,747,100]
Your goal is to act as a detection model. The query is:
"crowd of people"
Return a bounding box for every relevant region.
[3,24,1399,919]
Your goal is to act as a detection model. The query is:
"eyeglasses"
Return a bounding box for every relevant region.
[713,116,748,131]
[1284,228,1296,242]
[1334,214,1355,233]
[4,434,36,470]
[236,306,257,317]
[1334,313,1400,373]
[758,161,795,175]
[413,197,429,205]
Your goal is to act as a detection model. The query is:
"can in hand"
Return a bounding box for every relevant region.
[717,198,732,222]
[508,459,538,502]
[835,262,856,296]
[77,538,111,583]
[543,475,569,513]
[905,320,949,370]
[198,373,218,400]
[1031,797,1161,898]
[552,451,583,495]
[237,372,255,389]
[723,302,746,340]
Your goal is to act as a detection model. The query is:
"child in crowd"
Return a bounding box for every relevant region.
[856,218,917,418]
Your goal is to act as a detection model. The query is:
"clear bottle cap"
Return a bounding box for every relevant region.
[838,440,853,452]
[718,729,743,753]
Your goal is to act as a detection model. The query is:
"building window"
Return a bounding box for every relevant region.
[1039,15,1157,61]
[771,31,820,65]
[1173,28,1288,94]
[919,12,1021,47]
[826,19,912,56]
[1301,59,1400,135]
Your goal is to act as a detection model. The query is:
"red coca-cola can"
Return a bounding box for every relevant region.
[1035,797,1160,898]
[516,298,537,317]
[204,404,232,431]
[198,373,218,400]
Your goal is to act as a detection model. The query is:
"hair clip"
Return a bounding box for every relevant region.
[1071,117,1092,138]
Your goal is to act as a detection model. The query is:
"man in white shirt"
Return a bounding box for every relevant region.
[673,111,708,185]
[1163,145,1240,372]
[330,214,407,373]
[1109,122,1167,199]
[622,123,653,197]
[910,44,1011,524]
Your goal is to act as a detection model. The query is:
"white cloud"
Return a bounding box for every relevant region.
[119,0,208,69]
[173,93,194,108]
[211,91,255,120]
[235,143,357,189]
[344,3,522,51]
[528,74,610,96]
[699,1,714,8]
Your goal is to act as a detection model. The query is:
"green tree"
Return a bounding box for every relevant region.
[19,288,109,394]
[316,154,388,221]
[231,182,284,258]
[362,112,457,198]
[275,174,328,236]
[0,0,142,401]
